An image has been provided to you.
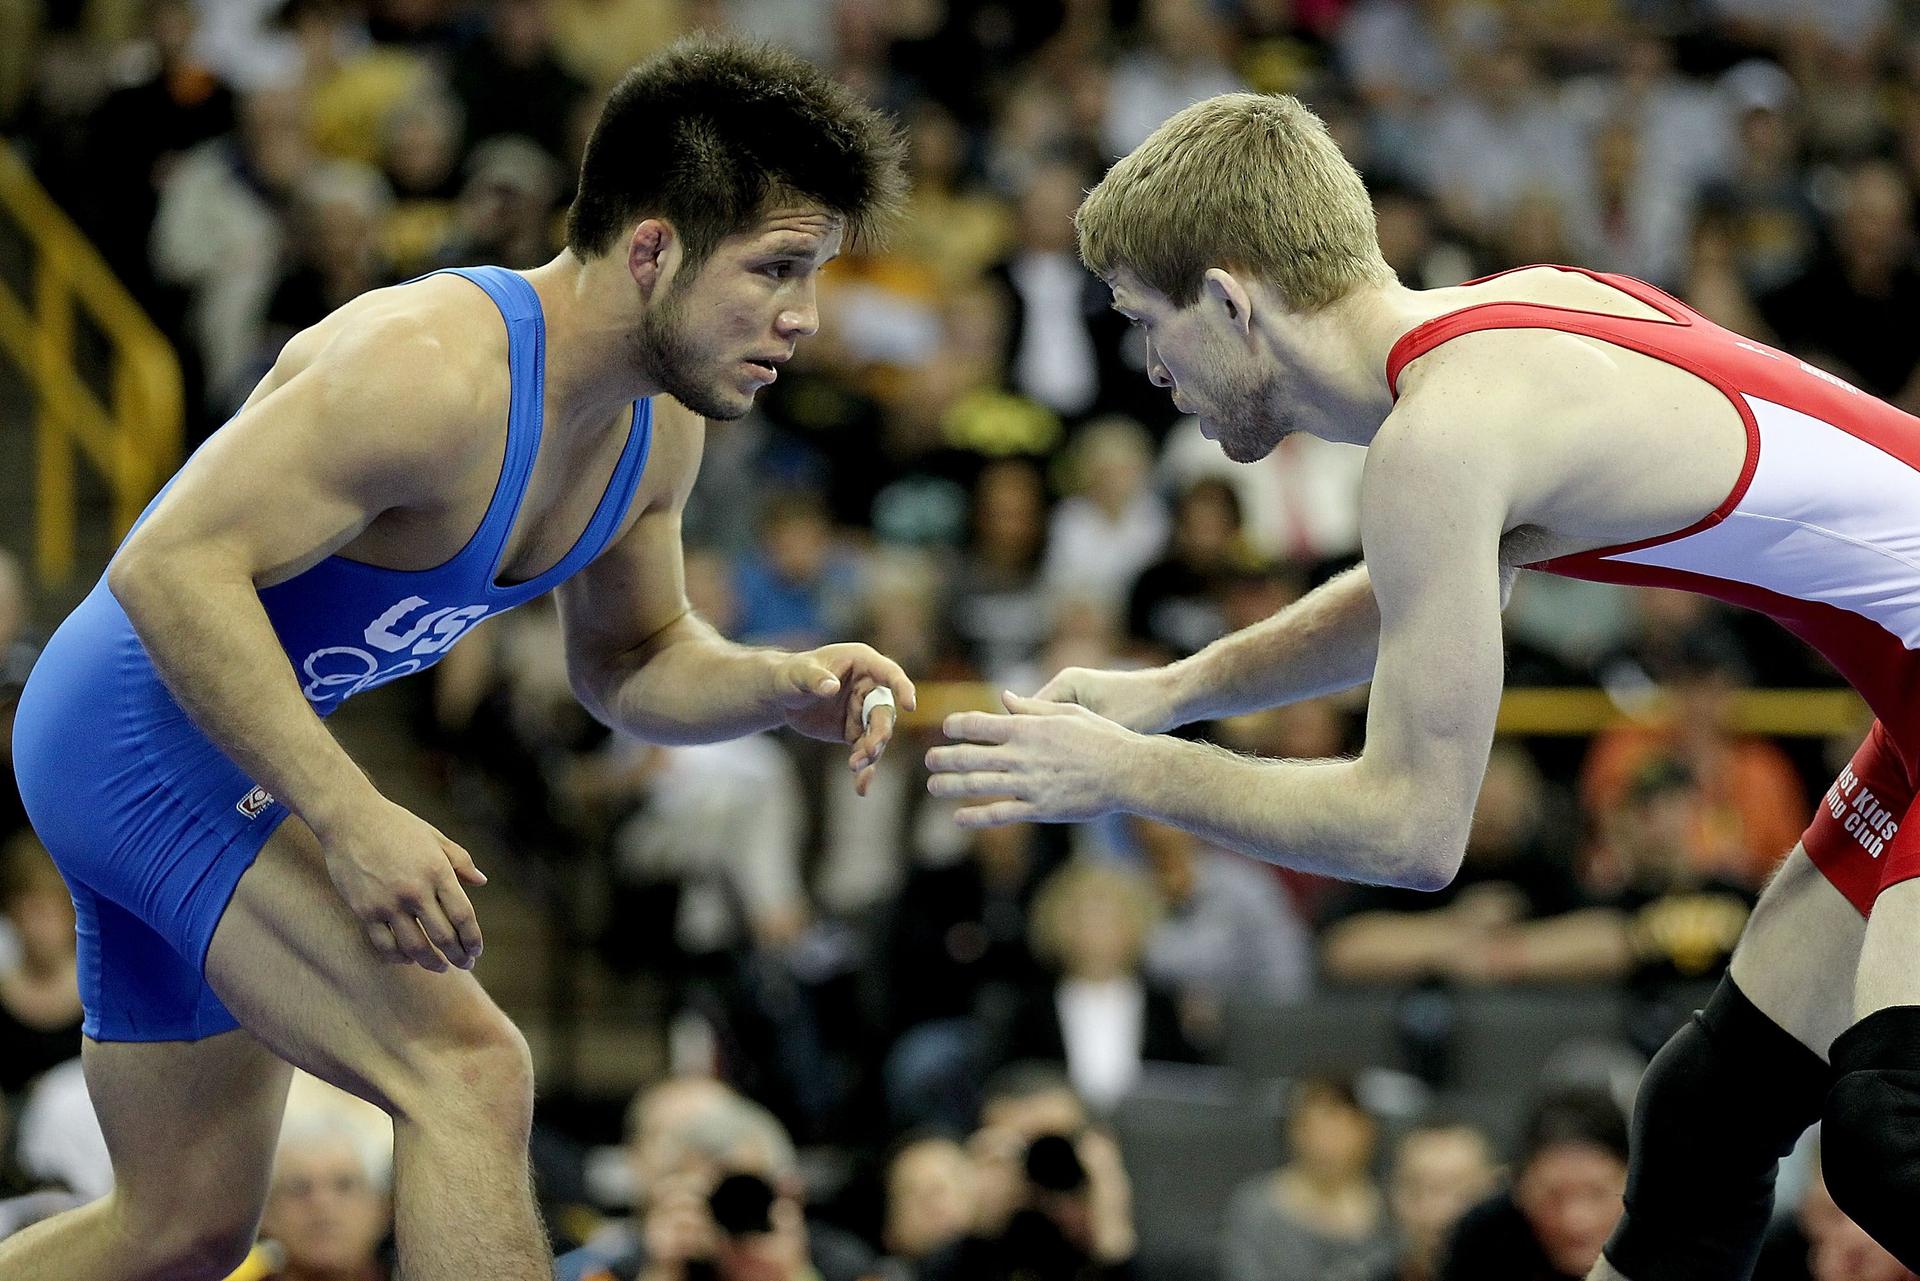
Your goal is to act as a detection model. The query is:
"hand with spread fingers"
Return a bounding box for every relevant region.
[926,690,1146,827]
[772,642,918,796]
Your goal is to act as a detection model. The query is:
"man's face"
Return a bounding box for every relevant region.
[632,209,844,421]
[1514,1143,1627,1277]
[262,1138,389,1275]
[1107,271,1291,463]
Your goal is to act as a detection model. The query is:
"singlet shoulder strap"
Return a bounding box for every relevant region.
[1385,263,1695,399]
[429,266,547,581]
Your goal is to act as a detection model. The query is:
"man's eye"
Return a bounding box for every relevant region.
[763,260,800,278]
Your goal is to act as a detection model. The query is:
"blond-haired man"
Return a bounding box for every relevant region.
[929,91,1920,1280]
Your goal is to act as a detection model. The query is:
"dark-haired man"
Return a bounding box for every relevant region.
[4,35,908,1281]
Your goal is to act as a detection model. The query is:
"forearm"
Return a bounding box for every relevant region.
[1124,735,1454,889]
[1503,911,1634,982]
[110,557,378,831]
[586,611,787,744]
[1320,913,1461,982]
[1169,563,1379,723]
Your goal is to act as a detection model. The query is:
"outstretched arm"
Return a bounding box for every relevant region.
[931,408,1511,889]
[556,401,915,794]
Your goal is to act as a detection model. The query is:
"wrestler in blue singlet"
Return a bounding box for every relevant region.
[11,266,652,1041]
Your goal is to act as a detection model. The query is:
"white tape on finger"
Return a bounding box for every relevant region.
[861,686,896,730]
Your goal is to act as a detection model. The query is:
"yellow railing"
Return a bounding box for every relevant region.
[0,141,182,584]
[899,683,1872,738]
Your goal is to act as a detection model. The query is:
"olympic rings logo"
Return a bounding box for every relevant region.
[297,595,492,705]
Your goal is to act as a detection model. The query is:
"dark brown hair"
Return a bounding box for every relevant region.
[567,35,907,269]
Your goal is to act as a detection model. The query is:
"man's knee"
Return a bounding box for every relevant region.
[1602,977,1828,1281]
[392,996,535,1128]
[1823,1006,1920,1269]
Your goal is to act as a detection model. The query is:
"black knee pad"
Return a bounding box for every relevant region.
[1602,977,1830,1281]
[1823,1005,1920,1272]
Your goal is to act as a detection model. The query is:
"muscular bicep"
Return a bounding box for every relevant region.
[1354,413,1512,860]
[113,326,472,590]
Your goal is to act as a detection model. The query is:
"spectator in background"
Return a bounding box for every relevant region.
[1370,178,1477,291]
[1223,1077,1393,1281]
[258,160,398,356]
[1126,476,1246,661]
[559,1076,738,1281]
[1439,1088,1628,1281]
[80,0,237,295]
[890,99,1014,292]
[1103,0,1245,158]
[1418,37,1587,246]
[995,163,1114,425]
[1005,861,1204,1111]
[1041,417,1170,616]
[617,1096,877,1281]
[883,822,1050,1133]
[0,833,82,1101]
[377,84,464,275]
[435,134,564,270]
[1320,745,1598,985]
[730,491,862,651]
[447,0,587,161]
[1760,159,1920,410]
[1582,628,1805,891]
[259,1113,395,1281]
[945,459,1054,687]
[1131,815,1313,1026]
[880,1135,978,1277]
[919,1066,1136,1281]
[1587,757,1758,1056]
[150,82,311,411]
[1372,1121,1498,1281]
[1697,60,1814,296]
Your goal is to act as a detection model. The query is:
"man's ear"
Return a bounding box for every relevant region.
[1203,268,1253,335]
[628,219,677,299]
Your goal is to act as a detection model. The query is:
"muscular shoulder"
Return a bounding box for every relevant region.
[257,275,509,474]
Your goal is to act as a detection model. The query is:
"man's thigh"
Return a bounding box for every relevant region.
[82,1028,292,1229]
[204,815,522,1117]
[1730,843,1867,1060]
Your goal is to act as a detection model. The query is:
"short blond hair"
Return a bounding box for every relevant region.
[1076,93,1392,310]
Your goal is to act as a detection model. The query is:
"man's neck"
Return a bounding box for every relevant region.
[523,252,667,433]
[1254,280,1437,447]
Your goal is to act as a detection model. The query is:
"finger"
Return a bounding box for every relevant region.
[438,881,486,964]
[943,711,1016,745]
[1002,690,1072,715]
[413,896,472,971]
[1032,674,1072,703]
[928,770,1027,800]
[441,839,488,886]
[784,658,840,700]
[925,743,1011,774]
[388,914,449,972]
[955,799,1039,828]
[365,921,406,964]
[859,653,916,713]
[855,761,878,796]
[853,703,897,763]
[850,727,890,773]
[843,675,876,746]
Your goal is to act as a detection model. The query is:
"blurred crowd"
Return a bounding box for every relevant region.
[11,0,1920,1277]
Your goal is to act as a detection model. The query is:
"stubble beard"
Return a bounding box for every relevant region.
[631,287,748,421]
[1211,364,1291,463]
